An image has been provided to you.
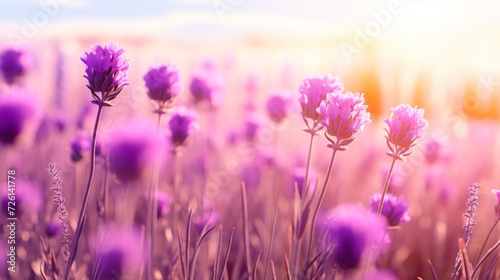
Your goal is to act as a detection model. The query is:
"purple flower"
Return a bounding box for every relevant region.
[108,122,163,182]
[156,191,171,218]
[384,104,428,159]
[190,65,224,107]
[143,64,181,110]
[424,136,447,164]
[243,114,265,142]
[369,193,410,226]
[266,92,293,124]
[70,131,91,162]
[321,205,387,271]
[81,43,129,106]
[168,107,199,147]
[0,48,32,85]
[93,227,145,280]
[492,189,500,216]
[45,222,62,238]
[0,93,39,145]
[299,74,344,121]
[317,92,371,150]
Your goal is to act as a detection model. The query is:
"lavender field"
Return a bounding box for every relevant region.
[1,1,500,280]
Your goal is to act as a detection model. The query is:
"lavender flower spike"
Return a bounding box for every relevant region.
[316,91,371,150]
[369,193,410,226]
[143,64,181,113]
[81,43,129,106]
[168,106,199,147]
[384,104,428,160]
[299,74,344,122]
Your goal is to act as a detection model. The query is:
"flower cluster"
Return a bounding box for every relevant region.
[81,43,130,106]
[266,92,292,124]
[0,47,32,85]
[299,74,344,122]
[168,107,199,147]
[384,104,428,160]
[369,193,410,226]
[317,92,371,150]
[143,64,181,112]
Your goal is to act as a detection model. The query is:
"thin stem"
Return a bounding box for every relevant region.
[471,239,500,279]
[303,147,338,277]
[291,128,316,279]
[65,104,104,280]
[241,183,253,280]
[475,217,500,264]
[377,157,398,216]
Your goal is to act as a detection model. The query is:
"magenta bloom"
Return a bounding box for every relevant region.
[168,107,199,147]
[0,48,32,85]
[93,227,145,280]
[81,43,129,106]
[384,104,428,159]
[0,94,39,145]
[143,64,181,109]
[299,74,344,121]
[369,193,410,226]
[317,92,371,150]
[320,205,387,271]
[108,122,162,182]
[492,189,500,216]
[190,65,224,107]
[266,92,292,124]
[70,131,91,162]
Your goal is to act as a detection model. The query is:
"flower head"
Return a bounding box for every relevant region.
[93,227,145,280]
[369,193,410,226]
[266,92,293,124]
[81,43,129,106]
[168,107,199,147]
[0,93,39,145]
[384,104,428,160]
[143,64,181,112]
[424,136,446,164]
[0,47,32,85]
[317,92,371,150]
[108,121,163,182]
[299,74,344,121]
[190,64,224,107]
[45,222,62,238]
[320,205,387,271]
[70,131,91,162]
[492,189,500,216]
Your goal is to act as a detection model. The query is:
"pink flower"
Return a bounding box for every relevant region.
[299,74,344,121]
[316,92,371,150]
[384,104,428,159]
[492,189,500,216]
[143,64,181,107]
[266,92,292,124]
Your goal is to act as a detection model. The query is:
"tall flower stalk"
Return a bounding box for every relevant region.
[65,43,129,280]
[377,104,428,216]
[302,90,371,278]
[143,64,181,279]
[291,74,343,278]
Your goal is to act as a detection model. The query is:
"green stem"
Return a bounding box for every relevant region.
[377,157,398,216]
[65,104,104,280]
[302,147,338,277]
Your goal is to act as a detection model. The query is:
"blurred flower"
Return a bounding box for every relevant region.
[1,180,41,218]
[168,107,199,147]
[317,92,371,150]
[70,131,91,162]
[369,193,410,226]
[108,122,162,182]
[143,64,181,112]
[45,222,62,238]
[243,114,265,142]
[93,227,144,280]
[156,191,171,218]
[492,189,500,216]
[193,206,220,232]
[291,167,317,196]
[365,269,398,280]
[384,104,428,160]
[320,205,387,271]
[424,136,447,164]
[299,74,344,122]
[266,92,293,124]
[0,47,32,85]
[81,43,129,106]
[190,64,224,107]
[0,93,39,145]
